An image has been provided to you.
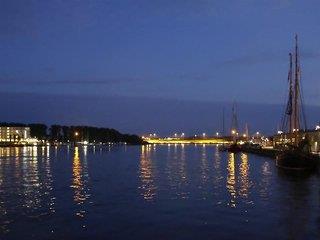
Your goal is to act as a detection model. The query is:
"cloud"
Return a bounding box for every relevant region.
[0,76,144,85]
[220,53,283,67]
[217,49,320,67]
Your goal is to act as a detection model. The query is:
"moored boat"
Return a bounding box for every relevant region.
[275,35,318,171]
[276,140,318,171]
[227,143,241,153]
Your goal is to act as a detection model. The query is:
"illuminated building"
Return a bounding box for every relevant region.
[0,126,30,142]
[274,129,320,153]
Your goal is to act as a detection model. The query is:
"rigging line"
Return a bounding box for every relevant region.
[299,68,308,130]
[280,53,293,132]
[295,34,307,131]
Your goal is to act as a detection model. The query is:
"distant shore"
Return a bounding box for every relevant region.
[0,122,145,146]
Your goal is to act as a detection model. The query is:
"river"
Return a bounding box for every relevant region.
[0,144,319,239]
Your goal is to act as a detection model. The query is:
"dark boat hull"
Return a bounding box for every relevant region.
[276,151,318,171]
[227,144,241,153]
[218,143,241,153]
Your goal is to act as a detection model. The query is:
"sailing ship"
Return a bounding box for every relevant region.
[226,102,241,153]
[217,102,241,152]
[276,35,318,170]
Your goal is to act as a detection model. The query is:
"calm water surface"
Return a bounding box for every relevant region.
[0,145,320,239]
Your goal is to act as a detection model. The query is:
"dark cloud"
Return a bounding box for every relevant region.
[0,91,319,135]
[218,49,320,67]
[0,76,144,85]
[220,52,283,67]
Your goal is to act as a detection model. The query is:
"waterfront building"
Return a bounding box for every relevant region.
[0,126,31,142]
[273,129,320,153]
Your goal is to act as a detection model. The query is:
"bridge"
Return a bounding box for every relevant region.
[144,137,231,145]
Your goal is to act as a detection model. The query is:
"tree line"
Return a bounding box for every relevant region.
[0,122,144,145]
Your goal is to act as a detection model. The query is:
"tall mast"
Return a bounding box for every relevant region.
[281,34,307,137]
[231,101,238,142]
[289,53,293,133]
[222,107,225,137]
[282,53,293,134]
[293,34,300,131]
[245,123,249,140]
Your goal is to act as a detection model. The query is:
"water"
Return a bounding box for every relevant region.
[0,144,320,239]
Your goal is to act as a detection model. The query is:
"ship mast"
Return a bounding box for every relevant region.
[282,53,293,134]
[222,107,225,137]
[288,53,293,133]
[281,34,307,138]
[293,34,300,132]
[231,101,238,143]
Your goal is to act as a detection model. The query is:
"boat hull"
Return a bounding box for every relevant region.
[227,144,241,153]
[276,151,318,171]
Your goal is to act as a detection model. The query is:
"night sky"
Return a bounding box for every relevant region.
[1,0,320,135]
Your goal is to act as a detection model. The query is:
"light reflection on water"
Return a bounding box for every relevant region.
[71,146,91,218]
[0,146,55,234]
[199,145,209,200]
[138,145,255,206]
[0,144,319,239]
[178,144,188,199]
[227,153,236,208]
[139,145,157,201]
[260,161,272,200]
[239,153,250,198]
[164,144,190,200]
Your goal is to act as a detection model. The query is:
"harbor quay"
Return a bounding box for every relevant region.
[274,129,320,153]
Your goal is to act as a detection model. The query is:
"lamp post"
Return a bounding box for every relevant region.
[74,131,79,146]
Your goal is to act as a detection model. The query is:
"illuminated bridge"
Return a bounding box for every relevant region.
[144,137,231,145]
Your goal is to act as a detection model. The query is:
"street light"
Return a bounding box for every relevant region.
[74,131,79,145]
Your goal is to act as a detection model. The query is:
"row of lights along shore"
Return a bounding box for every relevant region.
[143,124,320,140]
[144,131,262,139]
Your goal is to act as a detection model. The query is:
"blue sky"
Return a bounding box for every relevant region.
[1,0,320,134]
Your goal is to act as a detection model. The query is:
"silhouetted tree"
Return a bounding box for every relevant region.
[28,123,47,139]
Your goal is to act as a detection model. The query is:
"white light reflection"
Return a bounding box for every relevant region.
[200,145,209,200]
[213,146,223,202]
[178,144,188,199]
[71,147,91,218]
[139,145,157,201]
[227,153,236,208]
[259,161,272,200]
[239,153,250,198]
